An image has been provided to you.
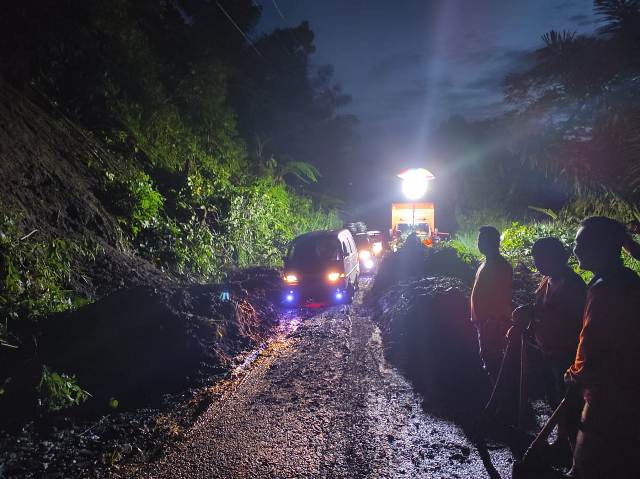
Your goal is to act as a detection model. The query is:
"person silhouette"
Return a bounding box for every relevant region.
[471,226,513,384]
[565,217,640,479]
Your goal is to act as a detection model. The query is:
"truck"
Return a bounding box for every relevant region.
[390,202,448,248]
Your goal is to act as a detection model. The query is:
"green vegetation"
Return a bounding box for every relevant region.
[38,366,91,412]
[449,214,640,285]
[0,0,351,316]
[0,212,93,325]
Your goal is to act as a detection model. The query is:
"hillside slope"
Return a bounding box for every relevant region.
[0,81,169,299]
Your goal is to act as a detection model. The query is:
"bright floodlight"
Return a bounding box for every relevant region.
[398,168,435,201]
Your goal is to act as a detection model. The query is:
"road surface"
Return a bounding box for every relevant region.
[134,283,513,479]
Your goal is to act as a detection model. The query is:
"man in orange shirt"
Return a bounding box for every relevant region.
[565,217,640,479]
[471,226,513,384]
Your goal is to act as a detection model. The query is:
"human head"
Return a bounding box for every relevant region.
[478,226,501,256]
[574,216,625,273]
[532,237,569,276]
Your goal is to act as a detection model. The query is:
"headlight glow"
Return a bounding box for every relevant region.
[359,250,371,260]
[284,274,298,284]
[372,242,383,254]
[326,272,343,282]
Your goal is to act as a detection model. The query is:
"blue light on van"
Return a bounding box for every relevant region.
[335,291,343,300]
[286,291,294,302]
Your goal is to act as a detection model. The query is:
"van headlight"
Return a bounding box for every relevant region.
[326,272,344,282]
[359,250,371,260]
[284,274,298,284]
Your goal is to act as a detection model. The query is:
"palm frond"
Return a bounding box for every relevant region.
[278,161,321,184]
[595,0,640,36]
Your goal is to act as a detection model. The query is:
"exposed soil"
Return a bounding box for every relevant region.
[0,268,289,478]
[0,80,169,299]
[1,267,569,479]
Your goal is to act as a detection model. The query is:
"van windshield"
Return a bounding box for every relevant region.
[287,236,341,264]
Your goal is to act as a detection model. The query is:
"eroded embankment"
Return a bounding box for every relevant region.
[366,246,490,420]
[0,268,286,478]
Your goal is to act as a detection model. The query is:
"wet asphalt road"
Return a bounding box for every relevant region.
[134,282,514,479]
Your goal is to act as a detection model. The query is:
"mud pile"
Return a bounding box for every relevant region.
[368,245,476,302]
[0,268,282,422]
[368,245,488,417]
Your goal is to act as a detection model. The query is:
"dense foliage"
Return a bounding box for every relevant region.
[0,1,349,299]
[0,1,348,410]
[428,1,640,223]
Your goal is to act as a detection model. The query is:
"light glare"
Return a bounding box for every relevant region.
[401,176,429,200]
[327,272,341,282]
[359,250,371,260]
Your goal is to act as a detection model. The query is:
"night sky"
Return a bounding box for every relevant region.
[256,0,600,226]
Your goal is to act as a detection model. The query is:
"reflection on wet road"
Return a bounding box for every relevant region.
[136,279,514,479]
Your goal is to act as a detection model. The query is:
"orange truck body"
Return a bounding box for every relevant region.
[390,202,435,236]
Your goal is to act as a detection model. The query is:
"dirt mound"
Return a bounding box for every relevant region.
[367,244,488,418]
[0,269,282,422]
[374,276,489,417]
[368,244,475,303]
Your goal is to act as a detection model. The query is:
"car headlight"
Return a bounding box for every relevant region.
[372,242,383,254]
[326,272,344,282]
[284,274,298,284]
[359,250,371,260]
[364,259,375,269]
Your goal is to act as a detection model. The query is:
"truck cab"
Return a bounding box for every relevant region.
[390,202,437,249]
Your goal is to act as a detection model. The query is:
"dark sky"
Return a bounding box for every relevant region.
[255,0,599,226]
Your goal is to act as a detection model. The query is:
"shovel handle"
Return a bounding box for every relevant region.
[518,333,528,429]
[522,397,567,461]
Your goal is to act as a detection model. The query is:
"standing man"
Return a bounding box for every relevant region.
[512,237,586,458]
[529,237,586,408]
[471,226,513,384]
[566,216,640,478]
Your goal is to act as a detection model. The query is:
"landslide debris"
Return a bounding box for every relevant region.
[0,268,283,478]
[0,80,168,299]
[367,245,489,418]
[1,268,282,420]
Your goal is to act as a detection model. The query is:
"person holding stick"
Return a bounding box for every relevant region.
[564,217,640,478]
[512,237,586,457]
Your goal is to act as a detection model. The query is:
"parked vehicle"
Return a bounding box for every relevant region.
[389,202,448,250]
[354,233,377,275]
[366,230,387,257]
[282,229,359,305]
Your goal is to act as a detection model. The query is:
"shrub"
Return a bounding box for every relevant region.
[0,212,91,324]
[37,366,91,412]
[455,208,514,237]
[105,170,164,237]
[447,232,482,265]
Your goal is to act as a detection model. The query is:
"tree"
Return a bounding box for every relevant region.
[503,0,640,201]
